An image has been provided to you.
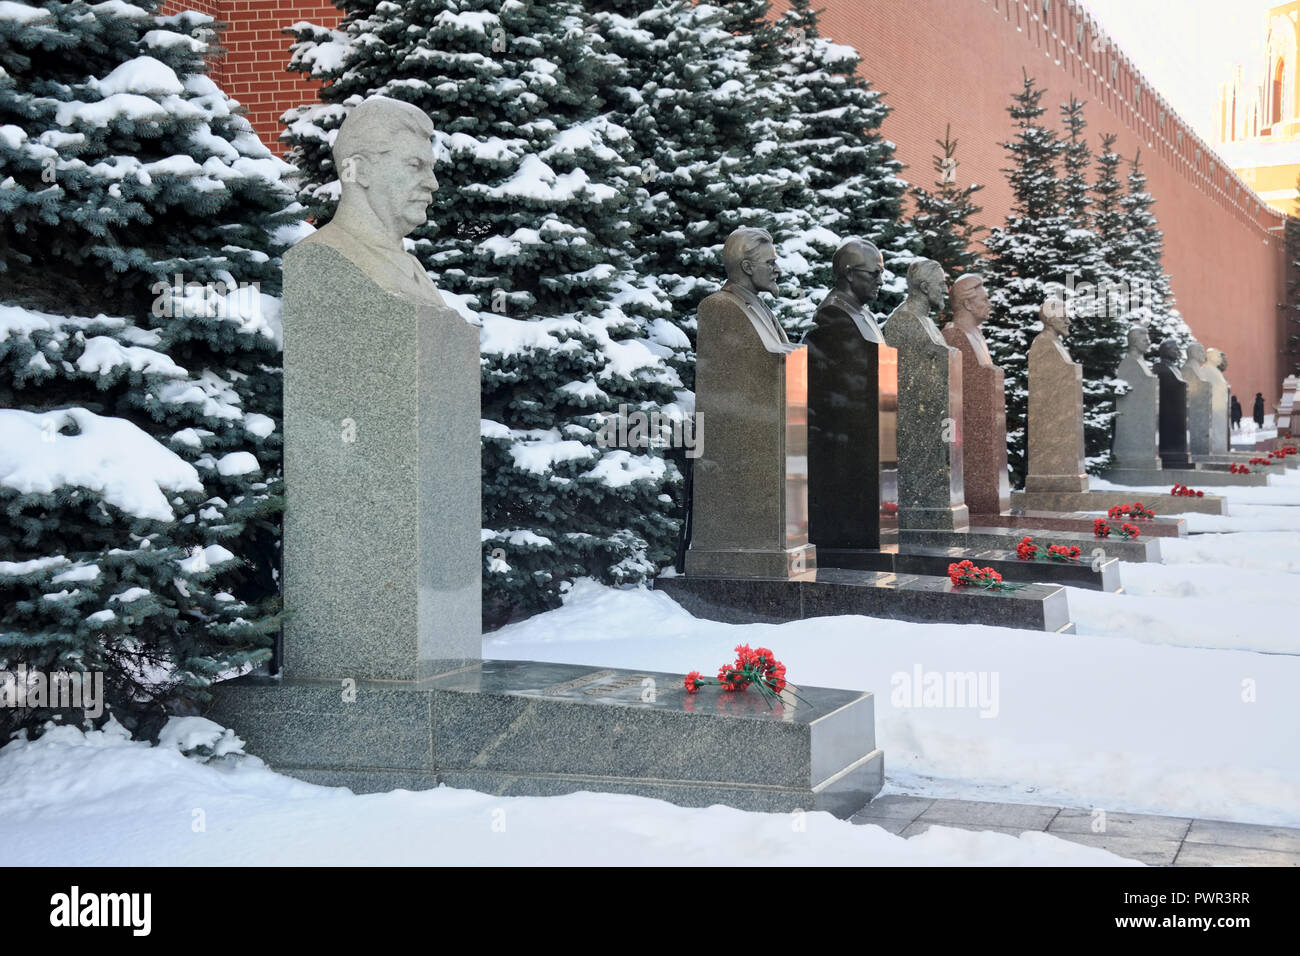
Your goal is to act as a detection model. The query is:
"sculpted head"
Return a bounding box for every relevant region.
[1126,325,1150,355]
[333,96,438,240]
[1158,338,1182,364]
[906,258,947,313]
[951,274,990,326]
[1211,348,1228,372]
[722,227,781,295]
[1186,341,1207,365]
[831,238,884,306]
[1041,297,1069,338]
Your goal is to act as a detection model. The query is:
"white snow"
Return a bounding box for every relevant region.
[215,451,260,476]
[0,408,201,521]
[0,1,51,23]
[90,57,184,98]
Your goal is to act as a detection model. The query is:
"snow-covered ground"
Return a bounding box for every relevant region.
[3,468,1298,865]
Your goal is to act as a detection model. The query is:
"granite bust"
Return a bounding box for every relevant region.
[884,258,969,531]
[713,226,789,349]
[804,238,885,558]
[942,273,1010,515]
[1155,337,1191,468]
[1111,324,1161,471]
[298,95,446,306]
[1025,298,1088,492]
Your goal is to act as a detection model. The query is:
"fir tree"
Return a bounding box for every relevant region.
[908,124,985,285]
[1057,98,1121,473]
[981,72,1072,486]
[0,0,297,741]
[773,0,919,330]
[1117,149,1192,353]
[284,0,684,625]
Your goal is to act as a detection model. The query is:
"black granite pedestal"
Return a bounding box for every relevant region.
[822,542,1121,592]
[656,568,1074,633]
[207,659,883,817]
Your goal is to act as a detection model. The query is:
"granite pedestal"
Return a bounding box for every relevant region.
[1103,466,1269,487]
[1012,488,1227,516]
[827,539,1121,591]
[208,660,883,816]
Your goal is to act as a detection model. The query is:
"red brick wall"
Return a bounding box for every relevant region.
[162,0,340,150]
[790,0,1290,407]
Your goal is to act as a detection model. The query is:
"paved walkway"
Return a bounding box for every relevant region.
[850,795,1300,866]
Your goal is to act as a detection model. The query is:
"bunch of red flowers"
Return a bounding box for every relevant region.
[1248,457,1273,467]
[880,501,899,515]
[1016,535,1081,562]
[948,560,1012,590]
[1229,463,1251,474]
[684,644,788,702]
[1107,503,1154,521]
[1094,519,1140,539]
[1170,483,1205,497]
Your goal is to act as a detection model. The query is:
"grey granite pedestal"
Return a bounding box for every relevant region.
[897,524,1157,563]
[656,568,1074,633]
[821,543,1120,591]
[969,510,1187,539]
[208,660,883,817]
[1012,488,1227,516]
[1103,467,1269,488]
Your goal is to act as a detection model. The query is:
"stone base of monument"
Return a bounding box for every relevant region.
[819,543,1120,592]
[1194,453,1299,470]
[1104,467,1269,488]
[206,659,883,817]
[971,510,1188,539]
[1011,489,1227,516]
[897,525,1157,563]
[655,569,1074,633]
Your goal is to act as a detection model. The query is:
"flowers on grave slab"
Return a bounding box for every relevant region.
[1249,457,1273,467]
[1170,483,1204,497]
[1229,463,1251,474]
[881,501,898,515]
[948,560,1015,590]
[1094,519,1141,538]
[683,645,789,704]
[1016,536,1081,562]
[1108,502,1155,521]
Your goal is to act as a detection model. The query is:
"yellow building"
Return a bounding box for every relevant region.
[1215,0,1300,215]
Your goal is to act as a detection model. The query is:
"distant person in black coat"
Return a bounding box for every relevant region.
[1253,392,1266,428]
[1231,395,1243,429]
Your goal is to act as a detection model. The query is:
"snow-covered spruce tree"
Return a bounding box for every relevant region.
[981,72,1072,486]
[1117,148,1192,352]
[908,124,985,285]
[773,0,919,331]
[585,0,805,346]
[0,0,298,742]
[1057,98,1121,473]
[284,0,684,625]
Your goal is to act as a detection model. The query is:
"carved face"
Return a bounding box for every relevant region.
[1159,338,1182,363]
[1042,299,1069,337]
[920,267,947,313]
[1187,342,1206,364]
[1218,352,1229,372]
[959,282,991,323]
[360,131,439,239]
[1128,328,1150,354]
[743,242,782,295]
[847,251,884,304]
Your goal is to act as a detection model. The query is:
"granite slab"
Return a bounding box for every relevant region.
[818,543,1121,591]
[655,568,1073,632]
[207,659,883,817]
[1012,489,1227,516]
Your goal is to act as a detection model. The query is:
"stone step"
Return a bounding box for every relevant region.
[978,510,1187,539]
[655,567,1073,633]
[1106,467,1269,487]
[207,660,884,818]
[898,525,1158,564]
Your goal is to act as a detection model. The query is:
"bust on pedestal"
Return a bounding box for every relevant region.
[1182,341,1217,458]
[1156,338,1192,469]
[1025,298,1088,493]
[685,227,816,578]
[805,238,885,559]
[1112,325,1161,471]
[941,274,1010,516]
[884,259,969,533]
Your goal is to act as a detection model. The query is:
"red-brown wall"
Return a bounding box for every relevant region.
[166,0,1291,401]
[791,0,1290,406]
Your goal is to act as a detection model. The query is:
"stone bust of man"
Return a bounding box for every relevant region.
[1184,341,1209,372]
[1126,324,1151,359]
[814,238,884,343]
[299,95,445,306]
[1157,337,1183,370]
[1213,349,1228,373]
[886,259,947,338]
[947,273,993,364]
[717,226,788,348]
